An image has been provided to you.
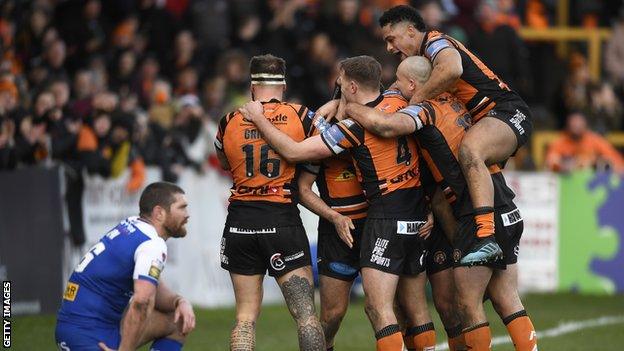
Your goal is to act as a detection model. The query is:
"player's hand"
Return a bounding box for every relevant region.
[174,298,196,335]
[419,212,434,240]
[332,213,355,248]
[315,99,340,121]
[239,101,264,123]
[98,342,116,351]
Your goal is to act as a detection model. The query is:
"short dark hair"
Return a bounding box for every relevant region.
[139,182,185,217]
[249,54,286,77]
[379,5,426,31]
[339,56,382,91]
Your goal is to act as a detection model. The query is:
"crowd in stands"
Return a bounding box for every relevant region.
[1,0,624,184]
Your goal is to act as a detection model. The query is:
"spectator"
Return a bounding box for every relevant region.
[586,82,623,133]
[546,112,624,173]
[468,0,530,95]
[605,9,624,98]
[321,0,373,56]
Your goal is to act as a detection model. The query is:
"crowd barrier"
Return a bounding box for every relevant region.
[1,167,622,314]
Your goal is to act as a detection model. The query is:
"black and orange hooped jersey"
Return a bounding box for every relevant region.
[399,93,515,217]
[419,30,524,122]
[215,98,315,227]
[320,90,426,220]
[303,152,368,232]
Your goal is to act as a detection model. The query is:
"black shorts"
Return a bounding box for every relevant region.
[360,218,427,276]
[317,218,366,281]
[220,225,312,277]
[424,224,454,275]
[453,206,524,269]
[486,100,533,152]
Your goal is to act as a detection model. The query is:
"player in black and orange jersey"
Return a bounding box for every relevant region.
[239,56,434,351]
[298,146,368,349]
[377,5,534,266]
[345,56,538,351]
[214,54,325,351]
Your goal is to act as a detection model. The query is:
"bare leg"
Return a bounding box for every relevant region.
[361,267,401,332]
[277,266,325,351]
[319,275,353,348]
[229,273,264,351]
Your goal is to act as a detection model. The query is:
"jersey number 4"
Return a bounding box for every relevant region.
[242,144,281,178]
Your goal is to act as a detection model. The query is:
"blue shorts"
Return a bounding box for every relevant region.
[55,321,120,351]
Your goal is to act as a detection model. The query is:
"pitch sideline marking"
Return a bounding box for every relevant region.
[434,315,624,350]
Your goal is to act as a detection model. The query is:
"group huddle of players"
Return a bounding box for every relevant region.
[215,5,537,351]
[53,5,538,351]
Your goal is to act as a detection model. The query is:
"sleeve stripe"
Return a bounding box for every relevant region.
[422,102,436,125]
[320,133,343,155]
[214,139,223,150]
[425,38,453,62]
[398,105,425,130]
[137,275,159,286]
[297,105,307,119]
[336,124,359,146]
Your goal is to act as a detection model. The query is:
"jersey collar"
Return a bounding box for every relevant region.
[365,94,384,108]
[132,216,161,240]
[418,31,431,56]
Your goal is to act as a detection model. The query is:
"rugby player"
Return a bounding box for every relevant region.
[377,5,533,265]
[55,182,195,351]
[297,140,367,350]
[239,55,434,351]
[345,56,537,351]
[214,54,325,351]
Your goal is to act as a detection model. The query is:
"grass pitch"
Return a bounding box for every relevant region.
[12,293,624,350]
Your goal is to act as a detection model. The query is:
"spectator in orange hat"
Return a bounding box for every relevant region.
[546,112,624,173]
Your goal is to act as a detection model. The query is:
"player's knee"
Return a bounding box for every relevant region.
[458,142,483,169]
[433,296,456,326]
[322,302,348,323]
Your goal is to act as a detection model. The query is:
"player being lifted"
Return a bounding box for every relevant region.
[55,182,195,351]
[377,5,533,265]
[214,54,325,351]
[345,56,538,351]
[240,56,435,351]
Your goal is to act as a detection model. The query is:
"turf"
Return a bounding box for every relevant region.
[11,293,624,350]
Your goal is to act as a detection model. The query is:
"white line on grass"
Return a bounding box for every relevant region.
[434,315,624,350]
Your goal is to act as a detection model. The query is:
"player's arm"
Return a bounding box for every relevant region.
[410,48,463,104]
[155,281,196,335]
[110,240,167,351]
[214,114,231,170]
[345,102,417,138]
[298,167,355,248]
[239,101,333,162]
[215,149,231,170]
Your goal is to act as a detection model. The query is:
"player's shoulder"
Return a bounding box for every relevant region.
[276,101,310,120]
[380,90,408,111]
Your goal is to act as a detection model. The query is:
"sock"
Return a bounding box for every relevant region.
[474,207,495,238]
[503,310,537,351]
[464,322,491,351]
[405,322,436,351]
[445,324,467,351]
[149,338,183,351]
[375,324,404,351]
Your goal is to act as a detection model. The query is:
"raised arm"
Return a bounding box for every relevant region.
[239,101,333,163]
[298,168,355,248]
[410,49,463,104]
[345,102,417,138]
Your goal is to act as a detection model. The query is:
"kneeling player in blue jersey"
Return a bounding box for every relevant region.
[55,182,195,351]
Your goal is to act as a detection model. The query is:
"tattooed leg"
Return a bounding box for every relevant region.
[278,267,326,351]
[230,273,264,351]
[231,320,255,351]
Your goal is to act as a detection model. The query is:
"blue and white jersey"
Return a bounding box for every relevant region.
[57,217,167,328]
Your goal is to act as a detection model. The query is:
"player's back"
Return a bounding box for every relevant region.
[57,217,167,328]
[216,99,314,227]
[324,91,425,219]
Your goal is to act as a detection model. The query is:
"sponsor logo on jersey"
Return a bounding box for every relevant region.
[389,169,418,184]
[397,221,426,235]
[501,208,523,227]
[453,249,462,263]
[63,282,79,302]
[270,253,285,271]
[148,259,164,280]
[329,262,358,276]
[335,170,356,182]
